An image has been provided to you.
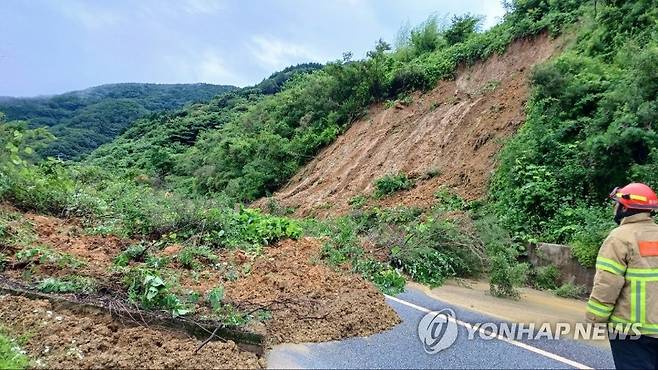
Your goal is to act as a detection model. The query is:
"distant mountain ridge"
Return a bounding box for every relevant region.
[0,83,236,159]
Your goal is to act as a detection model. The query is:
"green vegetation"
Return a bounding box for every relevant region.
[0,83,236,159]
[491,0,657,258]
[6,1,652,303]
[0,209,37,248]
[15,246,84,270]
[554,282,587,299]
[373,172,415,197]
[83,3,583,203]
[113,244,148,267]
[0,329,28,369]
[37,276,97,294]
[553,283,587,298]
[177,246,219,270]
[123,266,190,317]
[532,265,560,290]
[310,204,488,292]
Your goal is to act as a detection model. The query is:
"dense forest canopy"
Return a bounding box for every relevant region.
[0,83,236,159]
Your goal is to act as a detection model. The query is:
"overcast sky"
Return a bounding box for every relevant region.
[0,0,505,97]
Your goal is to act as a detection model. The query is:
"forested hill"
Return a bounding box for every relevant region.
[0,83,236,159]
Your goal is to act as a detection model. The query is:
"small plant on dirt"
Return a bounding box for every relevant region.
[532,265,560,290]
[177,246,218,270]
[37,276,97,294]
[373,172,414,198]
[15,246,84,269]
[429,101,441,111]
[434,186,466,211]
[554,283,587,299]
[123,267,190,317]
[205,285,250,326]
[480,79,500,94]
[348,195,368,209]
[207,285,225,312]
[113,243,147,267]
[145,255,171,269]
[399,95,413,106]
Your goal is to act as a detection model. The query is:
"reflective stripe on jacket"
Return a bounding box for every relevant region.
[586,213,658,338]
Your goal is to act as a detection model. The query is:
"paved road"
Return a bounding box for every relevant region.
[267,286,615,369]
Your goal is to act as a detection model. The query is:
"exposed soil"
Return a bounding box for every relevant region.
[225,238,400,345]
[258,33,565,218]
[0,294,262,369]
[1,206,401,366]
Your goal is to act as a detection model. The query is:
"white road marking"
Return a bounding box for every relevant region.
[385,294,593,370]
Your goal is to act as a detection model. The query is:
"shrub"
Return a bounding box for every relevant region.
[489,249,529,299]
[394,247,459,287]
[475,214,529,299]
[532,265,560,290]
[373,172,414,197]
[353,259,405,295]
[554,283,587,299]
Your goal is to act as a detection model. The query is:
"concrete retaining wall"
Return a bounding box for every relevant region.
[527,243,595,291]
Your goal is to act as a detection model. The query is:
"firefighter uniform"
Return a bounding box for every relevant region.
[587,183,658,370]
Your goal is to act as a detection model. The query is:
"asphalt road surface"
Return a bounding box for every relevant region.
[267,286,615,369]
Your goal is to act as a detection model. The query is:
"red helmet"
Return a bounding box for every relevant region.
[609,183,658,210]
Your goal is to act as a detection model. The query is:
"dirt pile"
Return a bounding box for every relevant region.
[262,33,563,217]
[225,238,400,344]
[0,294,262,369]
[1,206,400,365]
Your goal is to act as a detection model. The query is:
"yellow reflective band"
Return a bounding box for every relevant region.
[587,306,611,318]
[587,299,614,313]
[630,280,640,322]
[596,257,626,276]
[616,193,648,202]
[626,267,658,280]
[641,281,647,324]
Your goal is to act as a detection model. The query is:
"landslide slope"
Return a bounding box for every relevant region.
[267,34,563,217]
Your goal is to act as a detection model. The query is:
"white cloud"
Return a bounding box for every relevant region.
[478,0,506,29]
[248,35,328,70]
[56,1,122,30]
[164,49,247,86]
[180,0,225,15]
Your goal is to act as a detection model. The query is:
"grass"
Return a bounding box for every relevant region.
[0,330,28,369]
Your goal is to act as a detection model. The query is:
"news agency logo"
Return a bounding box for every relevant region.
[417,309,459,354]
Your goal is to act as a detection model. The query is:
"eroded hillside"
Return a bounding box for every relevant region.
[265,34,563,217]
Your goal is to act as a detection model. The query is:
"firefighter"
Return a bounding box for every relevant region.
[587,183,658,370]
